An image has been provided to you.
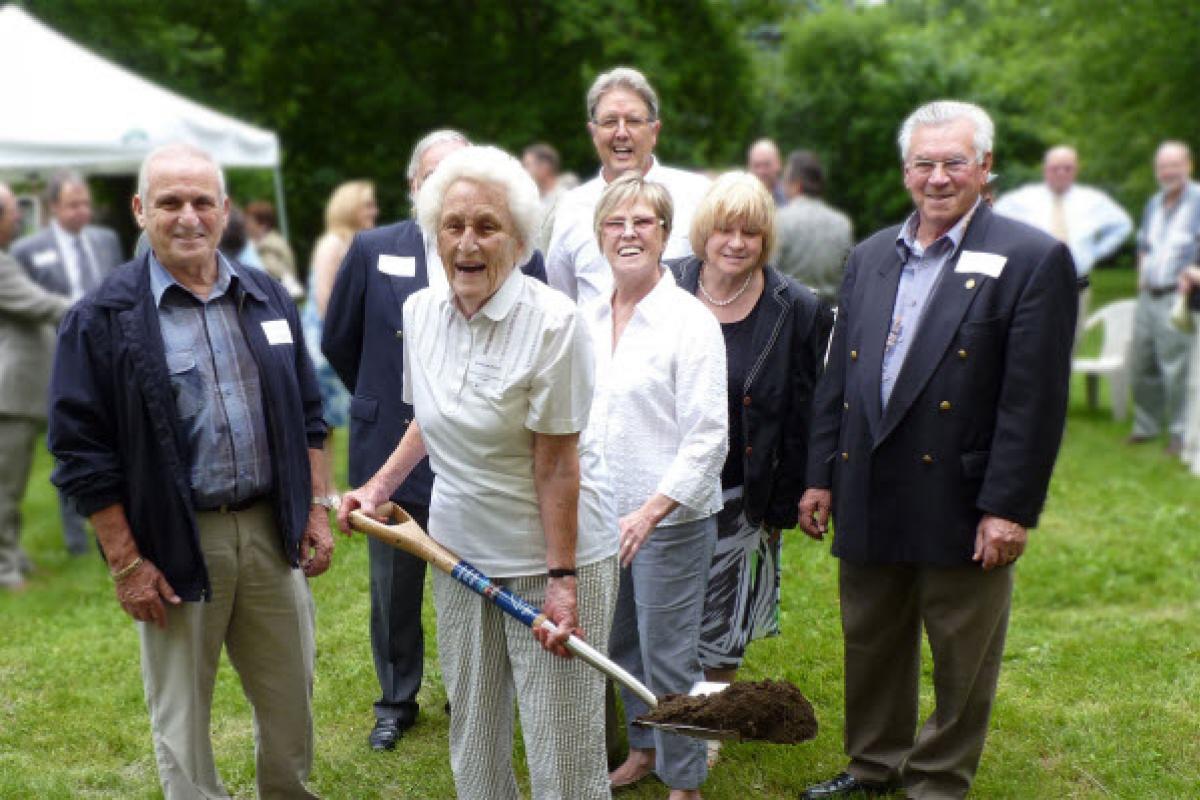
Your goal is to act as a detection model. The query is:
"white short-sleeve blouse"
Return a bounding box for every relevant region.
[402,267,617,577]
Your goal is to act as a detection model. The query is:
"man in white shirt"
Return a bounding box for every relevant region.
[11,171,123,556]
[546,66,710,304]
[994,146,1132,341]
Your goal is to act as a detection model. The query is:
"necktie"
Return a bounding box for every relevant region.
[1049,194,1069,243]
[74,235,99,294]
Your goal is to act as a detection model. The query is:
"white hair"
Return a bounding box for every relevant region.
[406,129,470,182]
[416,145,540,264]
[137,143,226,202]
[586,66,660,122]
[897,100,994,164]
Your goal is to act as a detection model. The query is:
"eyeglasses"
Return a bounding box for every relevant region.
[907,158,976,176]
[601,216,662,235]
[593,115,651,132]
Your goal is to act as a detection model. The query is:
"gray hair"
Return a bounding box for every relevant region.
[586,67,660,122]
[897,100,994,164]
[1157,139,1193,162]
[406,129,470,182]
[137,143,226,203]
[416,145,540,265]
[45,170,87,205]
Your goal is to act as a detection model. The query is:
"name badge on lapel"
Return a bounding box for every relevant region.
[378,255,416,277]
[955,251,1006,279]
[32,249,60,267]
[261,319,293,345]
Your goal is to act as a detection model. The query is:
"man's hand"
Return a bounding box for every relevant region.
[300,508,334,577]
[116,560,180,629]
[533,576,580,659]
[973,514,1027,570]
[797,488,832,540]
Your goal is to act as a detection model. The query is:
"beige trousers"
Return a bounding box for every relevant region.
[433,555,618,800]
[0,417,37,587]
[839,560,1014,800]
[139,501,317,800]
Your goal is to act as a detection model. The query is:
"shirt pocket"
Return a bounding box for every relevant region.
[166,350,204,421]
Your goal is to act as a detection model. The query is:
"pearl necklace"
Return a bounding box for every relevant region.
[698,265,754,307]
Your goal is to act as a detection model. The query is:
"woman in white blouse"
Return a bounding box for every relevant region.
[338,146,618,800]
[585,174,728,799]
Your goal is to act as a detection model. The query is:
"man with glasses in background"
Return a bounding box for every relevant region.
[546,66,709,304]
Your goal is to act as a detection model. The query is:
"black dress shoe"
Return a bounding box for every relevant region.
[802,771,898,798]
[368,717,411,751]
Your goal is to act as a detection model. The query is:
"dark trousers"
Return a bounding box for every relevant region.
[839,560,1014,800]
[369,501,430,723]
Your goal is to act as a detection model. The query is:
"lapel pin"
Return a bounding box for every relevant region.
[964,278,976,289]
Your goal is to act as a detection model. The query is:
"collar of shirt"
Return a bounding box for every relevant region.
[591,266,676,326]
[592,155,662,186]
[149,250,237,307]
[435,263,526,324]
[895,197,980,263]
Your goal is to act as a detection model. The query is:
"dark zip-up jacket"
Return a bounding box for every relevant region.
[47,253,326,601]
[669,257,832,530]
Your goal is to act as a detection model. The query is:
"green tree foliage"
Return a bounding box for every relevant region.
[21,0,758,262]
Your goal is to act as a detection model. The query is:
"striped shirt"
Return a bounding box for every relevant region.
[150,253,273,509]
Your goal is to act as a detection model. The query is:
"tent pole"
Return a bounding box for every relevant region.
[272,166,290,241]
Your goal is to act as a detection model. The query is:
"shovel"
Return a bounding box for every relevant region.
[347,502,738,740]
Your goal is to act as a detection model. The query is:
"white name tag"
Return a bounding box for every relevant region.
[32,249,59,267]
[955,251,1007,278]
[261,319,293,345]
[378,255,416,277]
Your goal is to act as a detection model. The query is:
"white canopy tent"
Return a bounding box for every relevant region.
[0,4,288,234]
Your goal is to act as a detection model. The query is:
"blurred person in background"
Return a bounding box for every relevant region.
[1129,141,1200,456]
[746,138,786,205]
[0,182,72,591]
[547,66,710,305]
[995,145,1132,343]
[11,170,123,556]
[246,200,304,301]
[773,150,854,307]
[523,142,566,252]
[303,179,378,491]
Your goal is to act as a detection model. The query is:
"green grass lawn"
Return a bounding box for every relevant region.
[2,268,1196,798]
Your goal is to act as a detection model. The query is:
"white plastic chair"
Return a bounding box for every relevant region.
[1072,299,1136,419]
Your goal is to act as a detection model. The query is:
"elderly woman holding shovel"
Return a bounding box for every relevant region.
[338,145,619,800]
[584,173,729,799]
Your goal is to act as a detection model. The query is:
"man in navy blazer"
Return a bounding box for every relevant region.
[322,131,546,751]
[798,102,1077,800]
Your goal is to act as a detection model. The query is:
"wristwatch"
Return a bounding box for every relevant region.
[311,494,340,510]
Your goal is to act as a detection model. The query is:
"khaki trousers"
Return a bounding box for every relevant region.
[433,555,618,800]
[0,417,37,587]
[839,560,1014,800]
[139,501,317,800]
[1132,290,1194,440]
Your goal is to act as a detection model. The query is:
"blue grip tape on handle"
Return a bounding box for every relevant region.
[451,560,542,628]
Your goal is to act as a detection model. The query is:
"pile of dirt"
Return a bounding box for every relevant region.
[636,680,817,744]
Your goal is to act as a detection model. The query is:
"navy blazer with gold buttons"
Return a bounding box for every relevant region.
[807,203,1077,565]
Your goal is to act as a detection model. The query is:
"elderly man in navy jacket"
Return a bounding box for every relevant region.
[48,144,333,800]
[798,102,1076,800]
[322,129,546,751]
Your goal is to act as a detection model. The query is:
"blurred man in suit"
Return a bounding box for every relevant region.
[11,171,123,555]
[798,101,1076,799]
[0,182,72,590]
[773,149,854,305]
[322,130,547,751]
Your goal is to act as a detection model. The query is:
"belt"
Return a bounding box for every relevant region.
[203,495,266,514]
[1145,286,1177,298]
